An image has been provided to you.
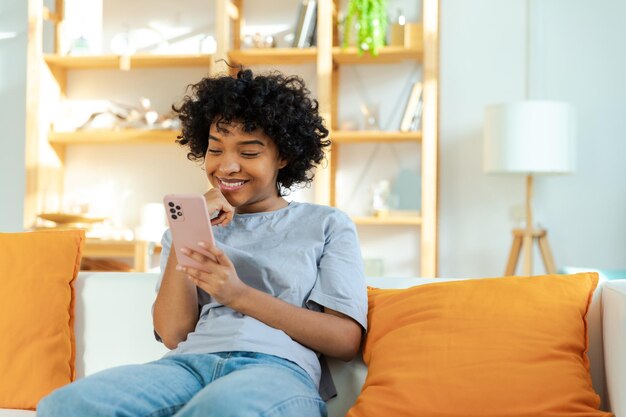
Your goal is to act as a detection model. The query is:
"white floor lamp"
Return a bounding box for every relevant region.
[483,101,575,276]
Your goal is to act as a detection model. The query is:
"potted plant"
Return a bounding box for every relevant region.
[342,0,388,56]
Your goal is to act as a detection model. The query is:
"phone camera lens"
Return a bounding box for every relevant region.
[172,214,178,220]
[175,205,181,210]
[169,208,176,213]
[168,202,175,207]
[177,211,183,216]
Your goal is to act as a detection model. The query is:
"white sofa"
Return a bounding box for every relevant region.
[1,272,625,417]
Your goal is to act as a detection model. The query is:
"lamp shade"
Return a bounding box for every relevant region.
[483,101,576,174]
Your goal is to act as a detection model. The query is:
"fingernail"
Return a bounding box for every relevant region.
[181,248,190,255]
[197,241,207,248]
[176,265,184,271]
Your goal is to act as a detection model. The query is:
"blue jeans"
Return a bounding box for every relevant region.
[37,352,326,417]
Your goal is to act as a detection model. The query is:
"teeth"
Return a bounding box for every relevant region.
[220,179,245,187]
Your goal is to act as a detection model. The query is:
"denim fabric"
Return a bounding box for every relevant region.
[37,352,326,417]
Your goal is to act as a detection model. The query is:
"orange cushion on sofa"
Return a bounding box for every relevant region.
[0,230,84,410]
[347,273,611,417]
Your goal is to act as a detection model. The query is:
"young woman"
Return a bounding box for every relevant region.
[38,69,367,417]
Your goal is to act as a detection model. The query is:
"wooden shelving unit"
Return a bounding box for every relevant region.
[44,54,214,70]
[217,0,439,276]
[332,46,422,64]
[82,239,161,272]
[48,129,180,145]
[42,53,214,95]
[331,130,422,144]
[227,45,421,66]
[46,129,180,160]
[26,0,439,276]
[329,1,439,277]
[228,48,317,66]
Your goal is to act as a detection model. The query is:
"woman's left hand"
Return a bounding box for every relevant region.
[177,242,248,307]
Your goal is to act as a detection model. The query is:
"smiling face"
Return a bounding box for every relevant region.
[205,122,288,214]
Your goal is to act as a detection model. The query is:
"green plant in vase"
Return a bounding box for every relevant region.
[342,0,388,56]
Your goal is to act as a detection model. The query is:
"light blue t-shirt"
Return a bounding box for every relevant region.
[156,202,367,388]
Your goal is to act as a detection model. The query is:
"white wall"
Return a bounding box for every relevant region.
[440,0,626,277]
[533,1,626,271]
[0,0,27,231]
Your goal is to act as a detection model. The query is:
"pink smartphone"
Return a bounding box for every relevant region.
[163,194,216,269]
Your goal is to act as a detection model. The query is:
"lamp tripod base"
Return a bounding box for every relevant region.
[505,228,557,276]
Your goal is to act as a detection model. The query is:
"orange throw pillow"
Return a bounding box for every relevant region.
[347,273,612,417]
[0,230,84,410]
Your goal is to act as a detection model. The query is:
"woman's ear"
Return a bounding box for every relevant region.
[278,158,288,170]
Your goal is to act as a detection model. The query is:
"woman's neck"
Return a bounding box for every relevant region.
[235,196,288,214]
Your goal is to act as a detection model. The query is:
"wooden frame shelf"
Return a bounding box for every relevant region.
[44,54,214,71]
[83,238,162,272]
[352,215,422,226]
[332,130,422,144]
[228,48,317,66]
[27,0,439,277]
[48,129,180,145]
[226,46,421,67]
[332,46,422,64]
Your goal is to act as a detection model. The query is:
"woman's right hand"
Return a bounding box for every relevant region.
[204,188,235,227]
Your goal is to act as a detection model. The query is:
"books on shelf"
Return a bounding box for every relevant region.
[293,0,317,48]
[400,81,423,132]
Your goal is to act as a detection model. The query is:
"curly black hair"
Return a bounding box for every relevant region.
[172,68,330,192]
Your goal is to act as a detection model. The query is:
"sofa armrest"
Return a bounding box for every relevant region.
[602,280,626,415]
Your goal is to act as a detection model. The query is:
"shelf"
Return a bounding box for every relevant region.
[27,0,438,277]
[48,129,180,145]
[332,46,422,64]
[83,239,161,272]
[228,48,317,65]
[332,130,422,144]
[44,54,214,71]
[352,215,422,226]
[226,46,419,66]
